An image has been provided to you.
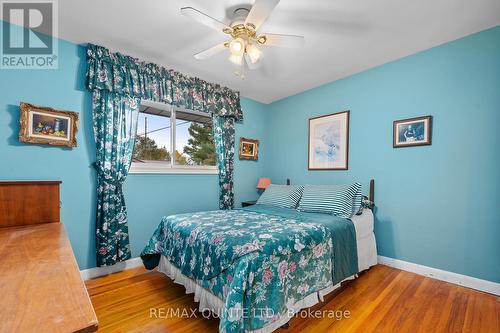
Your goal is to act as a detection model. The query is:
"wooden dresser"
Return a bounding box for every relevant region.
[0,181,98,333]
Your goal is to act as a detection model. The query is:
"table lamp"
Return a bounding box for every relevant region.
[256,177,271,190]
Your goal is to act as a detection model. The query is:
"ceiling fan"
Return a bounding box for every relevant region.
[180,0,305,78]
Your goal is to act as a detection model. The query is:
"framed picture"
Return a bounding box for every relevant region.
[239,137,259,160]
[19,102,79,148]
[393,115,432,148]
[308,110,349,170]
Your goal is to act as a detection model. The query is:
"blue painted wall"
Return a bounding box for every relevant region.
[0,22,267,269]
[264,26,500,282]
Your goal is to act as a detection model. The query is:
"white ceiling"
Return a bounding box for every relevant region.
[56,0,500,103]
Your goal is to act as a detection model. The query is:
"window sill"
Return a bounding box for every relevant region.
[129,164,218,175]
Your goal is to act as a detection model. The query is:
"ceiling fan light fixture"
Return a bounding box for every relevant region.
[245,23,256,31]
[246,43,262,64]
[257,35,267,45]
[229,37,245,55]
[235,61,247,80]
[228,53,243,66]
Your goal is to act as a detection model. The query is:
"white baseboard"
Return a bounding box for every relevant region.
[80,257,143,280]
[378,255,500,296]
[80,255,500,296]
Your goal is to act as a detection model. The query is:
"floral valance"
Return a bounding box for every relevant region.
[86,44,242,121]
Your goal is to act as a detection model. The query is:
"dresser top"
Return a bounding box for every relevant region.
[0,222,98,332]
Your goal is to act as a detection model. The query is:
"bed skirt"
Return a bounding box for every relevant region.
[158,256,355,333]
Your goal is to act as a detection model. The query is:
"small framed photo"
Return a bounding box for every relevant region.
[308,110,350,170]
[393,115,432,148]
[19,102,79,148]
[239,137,259,160]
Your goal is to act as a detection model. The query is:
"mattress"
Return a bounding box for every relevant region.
[155,208,377,332]
[351,208,375,239]
[351,208,378,271]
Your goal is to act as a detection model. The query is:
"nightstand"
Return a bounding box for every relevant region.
[241,200,257,207]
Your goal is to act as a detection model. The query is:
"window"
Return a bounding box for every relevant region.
[175,110,216,167]
[130,100,217,174]
[134,108,171,165]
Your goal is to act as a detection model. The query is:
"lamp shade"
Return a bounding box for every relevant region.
[256,177,271,189]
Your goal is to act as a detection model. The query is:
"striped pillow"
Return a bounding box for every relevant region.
[256,184,304,209]
[297,183,362,218]
[352,186,363,215]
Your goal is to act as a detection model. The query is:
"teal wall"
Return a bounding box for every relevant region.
[1,21,499,282]
[0,22,267,269]
[264,26,500,282]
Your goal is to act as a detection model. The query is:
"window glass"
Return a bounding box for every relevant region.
[175,110,216,166]
[133,109,171,165]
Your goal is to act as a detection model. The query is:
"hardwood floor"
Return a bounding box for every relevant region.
[85,265,500,333]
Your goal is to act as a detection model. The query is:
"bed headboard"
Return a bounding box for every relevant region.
[369,179,375,204]
[0,181,61,228]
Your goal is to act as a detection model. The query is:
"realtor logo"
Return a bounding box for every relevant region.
[1,0,58,69]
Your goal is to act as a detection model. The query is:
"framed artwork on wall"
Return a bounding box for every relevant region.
[239,137,259,160]
[19,102,79,148]
[393,115,432,148]
[308,110,350,170]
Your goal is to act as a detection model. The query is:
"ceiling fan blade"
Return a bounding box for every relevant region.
[194,43,227,60]
[259,33,305,48]
[181,7,232,34]
[245,0,280,31]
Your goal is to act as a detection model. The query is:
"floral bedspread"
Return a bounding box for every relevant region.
[141,205,357,332]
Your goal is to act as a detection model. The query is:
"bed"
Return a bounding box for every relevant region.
[141,183,377,333]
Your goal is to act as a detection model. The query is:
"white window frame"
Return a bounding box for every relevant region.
[129,100,218,175]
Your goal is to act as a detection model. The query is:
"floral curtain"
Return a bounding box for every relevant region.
[87,44,242,265]
[213,115,236,209]
[92,90,139,266]
[86,44,243,120]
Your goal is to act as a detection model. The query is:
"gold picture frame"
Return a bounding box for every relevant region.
[239,137,259,160]
[19,102,79,148]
